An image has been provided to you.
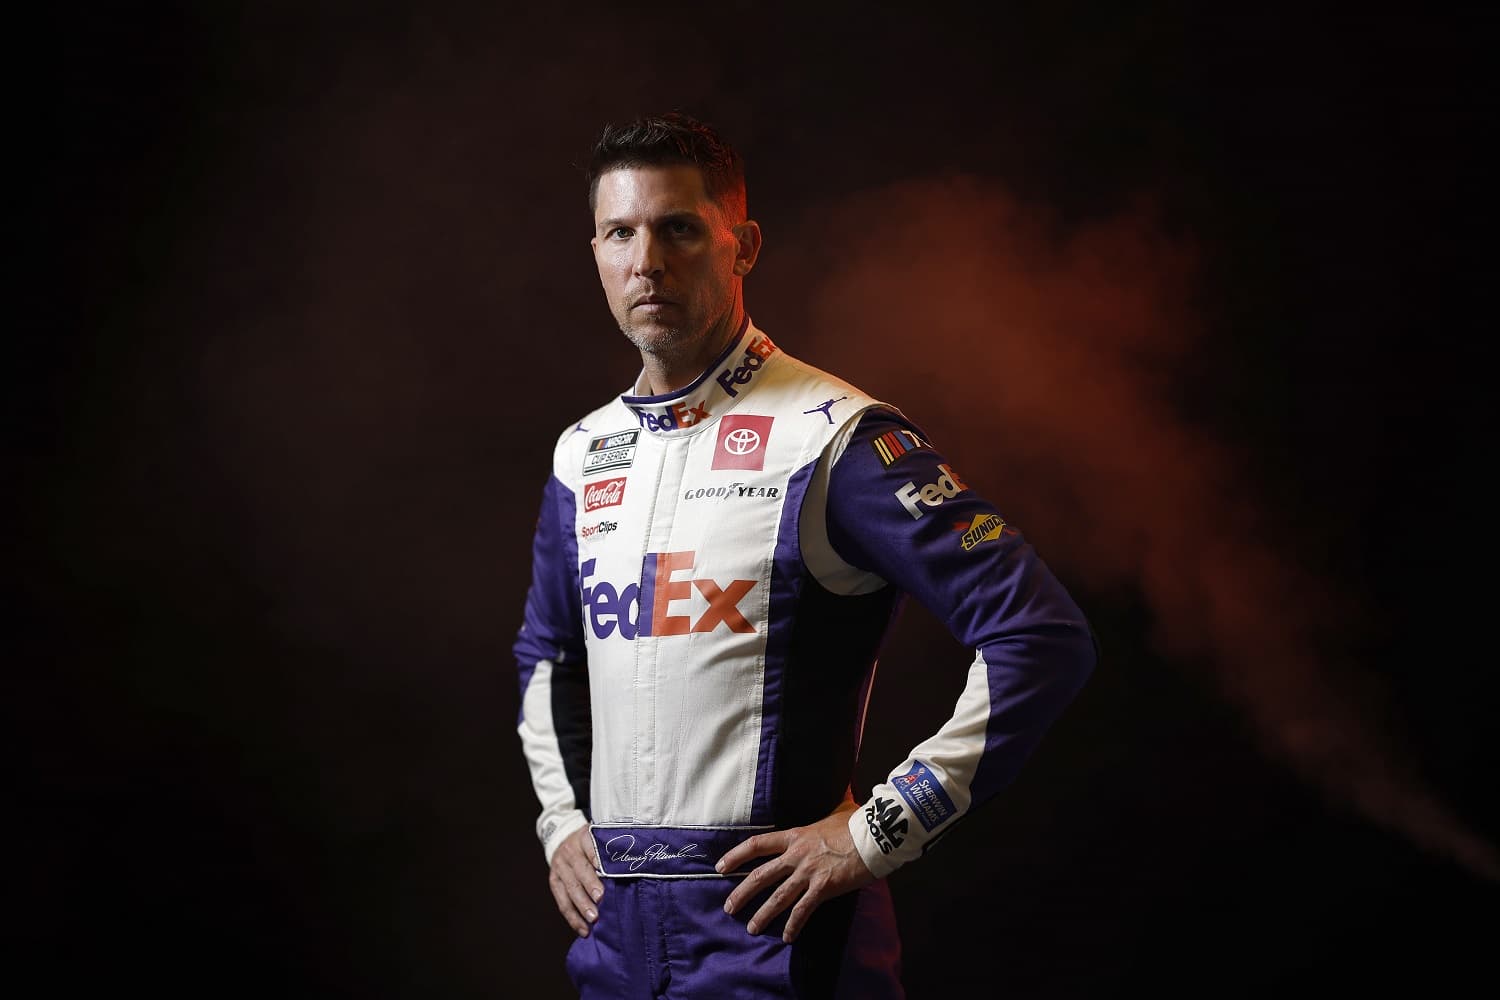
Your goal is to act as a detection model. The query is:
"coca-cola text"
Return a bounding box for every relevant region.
[584,477,627,512]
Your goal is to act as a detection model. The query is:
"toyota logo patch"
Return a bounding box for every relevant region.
[712,415,774,471]
[724,428,762,455]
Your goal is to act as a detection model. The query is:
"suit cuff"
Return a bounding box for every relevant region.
[848,793,907,879]
[539,810,589,866]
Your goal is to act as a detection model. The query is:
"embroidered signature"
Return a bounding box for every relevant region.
[604,834,709,872]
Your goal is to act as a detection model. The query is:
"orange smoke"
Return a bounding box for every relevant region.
[778,176,1498,882]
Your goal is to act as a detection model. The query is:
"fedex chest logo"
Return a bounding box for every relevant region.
[713,414,774,471]
[581,551,757,641]
[583,477,627,512]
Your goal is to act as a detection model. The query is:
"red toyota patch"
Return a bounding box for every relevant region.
[712,415,774,471]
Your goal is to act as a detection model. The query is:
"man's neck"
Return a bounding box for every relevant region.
[638,306,745,396]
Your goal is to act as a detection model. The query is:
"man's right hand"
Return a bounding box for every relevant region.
[548,825,604,937]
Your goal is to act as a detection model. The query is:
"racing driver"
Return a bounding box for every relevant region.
[514,112,1097,998]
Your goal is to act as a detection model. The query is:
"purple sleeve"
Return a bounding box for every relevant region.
[514,475,592,852]
[829,409,1096,873]
[514,474,586,697]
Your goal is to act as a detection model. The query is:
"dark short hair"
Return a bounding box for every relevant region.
[587,113,747,223]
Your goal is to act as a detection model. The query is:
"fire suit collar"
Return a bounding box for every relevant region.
[620,316,778,437]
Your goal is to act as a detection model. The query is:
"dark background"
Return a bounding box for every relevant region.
[22,3,1495,997]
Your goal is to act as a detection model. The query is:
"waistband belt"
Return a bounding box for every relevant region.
[589,824,775,879]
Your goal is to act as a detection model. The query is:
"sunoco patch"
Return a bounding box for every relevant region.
[893,760,957,832]
[583,429,639,476]
[954,512,1006,551]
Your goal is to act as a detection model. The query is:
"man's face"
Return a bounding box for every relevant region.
[591,165,748,363]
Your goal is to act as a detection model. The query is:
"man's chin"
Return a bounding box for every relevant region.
[622,320,688,352]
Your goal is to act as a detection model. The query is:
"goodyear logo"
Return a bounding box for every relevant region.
[953,513,1005,551]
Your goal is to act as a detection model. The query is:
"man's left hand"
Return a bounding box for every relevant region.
[717,799,876,943]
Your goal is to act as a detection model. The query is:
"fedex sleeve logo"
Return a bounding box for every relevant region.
[894,464,968,519]
[581,551,756,640]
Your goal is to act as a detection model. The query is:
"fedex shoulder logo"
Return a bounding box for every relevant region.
[715,334,776,398]
[581,551,757,641]
[894,464,969,519]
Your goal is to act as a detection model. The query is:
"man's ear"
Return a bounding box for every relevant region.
[732,220,763,276]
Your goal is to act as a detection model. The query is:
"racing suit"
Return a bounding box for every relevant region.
[515,319,1096,998]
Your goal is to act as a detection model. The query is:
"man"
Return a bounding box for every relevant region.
[515,113,1096,998]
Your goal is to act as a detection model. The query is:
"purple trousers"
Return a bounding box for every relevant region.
[564,876,905,998]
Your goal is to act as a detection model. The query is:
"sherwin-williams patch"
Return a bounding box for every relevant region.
[893,760,957,832]
[583,429,639,475]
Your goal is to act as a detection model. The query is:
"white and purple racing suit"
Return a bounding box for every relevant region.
[515,320,1096,998]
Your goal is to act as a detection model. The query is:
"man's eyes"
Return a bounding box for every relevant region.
[605,221,697,239]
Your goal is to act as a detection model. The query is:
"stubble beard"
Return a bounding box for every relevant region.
[619,302,730,373]
[619,315,695,359]
[616,285,739,388]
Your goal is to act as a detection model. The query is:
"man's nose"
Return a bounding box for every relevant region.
[632,231,665,279]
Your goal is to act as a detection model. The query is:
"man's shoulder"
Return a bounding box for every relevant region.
[763,345,915,437]
[547,396,633,481]
[767,346,868,398]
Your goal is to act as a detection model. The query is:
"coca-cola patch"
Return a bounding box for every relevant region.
[583,477,627,512]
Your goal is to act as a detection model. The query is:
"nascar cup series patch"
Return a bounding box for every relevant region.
[584,429,639,476]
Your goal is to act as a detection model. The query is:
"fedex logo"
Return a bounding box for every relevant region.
[637,399,711,433]
[894,464,969,519]
[581,551,756,641]
[715,335,776,398]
